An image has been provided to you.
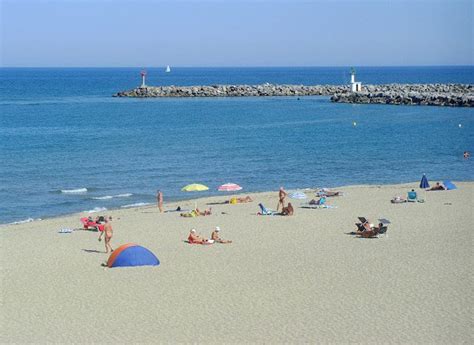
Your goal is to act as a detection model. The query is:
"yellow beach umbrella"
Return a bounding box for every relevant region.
[181,183,209,210]
[181,183,209,192]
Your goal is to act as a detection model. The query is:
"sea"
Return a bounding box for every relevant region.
[1,66,473,224]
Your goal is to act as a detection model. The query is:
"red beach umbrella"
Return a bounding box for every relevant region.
[218,183,243,192]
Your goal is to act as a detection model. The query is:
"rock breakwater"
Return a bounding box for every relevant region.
[114,84,348,98]
[331,84,473,107]
[114,83,474,107]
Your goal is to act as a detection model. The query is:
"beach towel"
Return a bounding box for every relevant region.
[258,203,278,215]
[58,228,73,233]
[301,204,337,209]
[186,238,214,245]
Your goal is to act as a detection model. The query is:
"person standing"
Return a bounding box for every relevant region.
[98,217,114,254]
[276,186,287,211]
[157,190,163,213]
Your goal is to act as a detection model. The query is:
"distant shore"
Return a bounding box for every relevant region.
[114,83,474,107]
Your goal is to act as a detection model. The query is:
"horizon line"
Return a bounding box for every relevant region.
[1,64,473,69]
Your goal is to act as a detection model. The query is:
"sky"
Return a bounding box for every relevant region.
[0,0,472,67]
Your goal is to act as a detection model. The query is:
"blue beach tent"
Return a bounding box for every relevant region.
[107,243,160,268]
[442,180,457,190]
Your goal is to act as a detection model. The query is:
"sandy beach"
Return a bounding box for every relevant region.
[1,182,472,343]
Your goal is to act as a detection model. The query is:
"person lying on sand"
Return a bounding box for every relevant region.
[211,226,232,243]
[428,182,446,191]
[227,196,253,204]
[391,196,407,203]
[188,229,210,244]
[180,207,212,217]
[317,189,342,197]
[309,197,326,205]
[180,210,197,217]
[281,202,294,216]
[196,207,212,216]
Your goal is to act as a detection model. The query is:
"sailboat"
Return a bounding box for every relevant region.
[165,65,171,73]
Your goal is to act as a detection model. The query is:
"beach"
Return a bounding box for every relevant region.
[1,182,472,343]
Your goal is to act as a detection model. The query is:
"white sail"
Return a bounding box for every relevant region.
[165,65,171,73]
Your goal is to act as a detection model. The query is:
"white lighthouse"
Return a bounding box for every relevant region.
[350,67,362,92]
[140,70,147,88]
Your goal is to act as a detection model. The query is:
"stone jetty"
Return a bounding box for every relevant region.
[114,84,348,98]
[331,84,473,107]
[114,83,474,107]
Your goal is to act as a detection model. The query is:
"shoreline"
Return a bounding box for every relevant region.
[2,180,472,228]
[2,181,472,343]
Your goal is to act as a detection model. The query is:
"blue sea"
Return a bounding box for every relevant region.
[1,66,473,224]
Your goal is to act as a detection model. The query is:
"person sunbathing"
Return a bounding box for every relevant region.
[391,196,407,203]
[428,182,446,191]
[180,210,198,217]
[318,189,342,197]
[309,197,326,205]
[227,196,253,204]
[196,207,212,216]
[281,202,294,216]
[356,222,383,238]
[180,207,212,217]
[187,229,210,244]
[211,226,232,243]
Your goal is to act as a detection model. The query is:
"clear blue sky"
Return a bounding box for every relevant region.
[1,0,472,67]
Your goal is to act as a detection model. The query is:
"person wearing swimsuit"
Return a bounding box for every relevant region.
[277,187,287,211]
[157,190,163,213]
[98,217,114,253]
[188,229,209,244]
[211,226,232,243]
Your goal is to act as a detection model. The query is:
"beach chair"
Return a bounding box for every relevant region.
[80,217,104,232]
[258,203,278,215]
[407,191,417,202]
[355,217,369,231]
[315,197,326,206]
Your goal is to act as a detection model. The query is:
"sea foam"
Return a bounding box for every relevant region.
[121,202,151,208]
[92,193,133,200]
[61,188,88,194]
[9,218,41,225]
[86,207,107,213]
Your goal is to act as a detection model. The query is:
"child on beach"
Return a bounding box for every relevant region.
[98,217,114,253]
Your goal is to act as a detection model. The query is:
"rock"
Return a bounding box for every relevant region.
[113,84,474,107]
